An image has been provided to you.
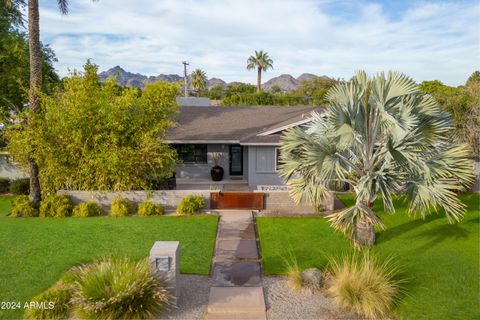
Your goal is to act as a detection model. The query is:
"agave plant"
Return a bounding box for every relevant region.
[279,71,474,247]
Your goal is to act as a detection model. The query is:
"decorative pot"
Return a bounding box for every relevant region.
[211,166,224,181]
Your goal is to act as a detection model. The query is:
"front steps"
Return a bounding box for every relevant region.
[206,211,266,320]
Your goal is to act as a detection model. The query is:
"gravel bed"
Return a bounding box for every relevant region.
[160,274,215,320]
[263,276,358,320]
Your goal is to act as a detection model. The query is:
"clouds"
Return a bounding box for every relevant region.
[38,0,479,85]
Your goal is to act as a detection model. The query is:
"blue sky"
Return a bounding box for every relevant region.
[37,0,479,85]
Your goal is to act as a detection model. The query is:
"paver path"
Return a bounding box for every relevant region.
[207,210,266,320]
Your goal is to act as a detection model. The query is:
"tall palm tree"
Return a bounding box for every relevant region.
[7,0,95,207]
[190,69,207,96]
[246,50,273,93]
[279,71,474,247]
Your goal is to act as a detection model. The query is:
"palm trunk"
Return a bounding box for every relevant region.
[257,67,261,93]
[354,216,375,246]
[354,201,375,246]
[28,0,42,207]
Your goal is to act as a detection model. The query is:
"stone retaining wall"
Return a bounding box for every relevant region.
[58,189,335,214]
[256,191,335,214]
[57,190,213,211]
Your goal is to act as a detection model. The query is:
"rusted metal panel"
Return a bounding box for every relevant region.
[210,192,265,210]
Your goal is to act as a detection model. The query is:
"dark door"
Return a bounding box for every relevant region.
[229,145,243,176]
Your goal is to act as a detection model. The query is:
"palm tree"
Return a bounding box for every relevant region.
[279,71,474,247]
[6,0,95,207]
[190,69,207,96]
[246,50,273,93]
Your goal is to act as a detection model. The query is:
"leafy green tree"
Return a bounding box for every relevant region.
[4,0,95,206]
[419,74,479,155]
[294,76,338,105]
[0,1,58,120]
[279,71,474,247]
[6,62,179,193]
[246,50,273,92]
[190,69,207,96]
[207,85,226,100]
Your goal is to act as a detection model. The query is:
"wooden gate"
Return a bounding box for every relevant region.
[210,192,265,210]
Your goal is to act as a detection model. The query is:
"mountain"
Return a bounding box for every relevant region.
[296,73,317,83]
[262,74,299,91]
[99,66,325,91]
[99,66,185,89]
[207,77,227,88]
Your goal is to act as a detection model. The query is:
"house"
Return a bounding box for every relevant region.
[166,105,324,190]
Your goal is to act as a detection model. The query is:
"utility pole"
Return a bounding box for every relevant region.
[182,61,189,97]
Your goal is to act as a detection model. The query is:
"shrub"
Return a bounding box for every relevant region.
[40,195,74,218]
[71,257,173,319]
[0,177,10,193]
[9,178,29,195]
[177,195,205,215]
[72,202,103,217]
[24,273,78,320]
[110,197,135,217]
[284,257,303,292]
[10,195,38,217]
[138,201,165,216]
[327,252,403,319]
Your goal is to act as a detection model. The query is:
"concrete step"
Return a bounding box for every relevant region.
[218,223,256,240]
[207,311,267,320]
[207,287,266,314]
[215,239,259,260]
[213,261,262,286]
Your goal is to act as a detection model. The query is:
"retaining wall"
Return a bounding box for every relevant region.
[58,189,335,214]
[256,190,335,214]
[57,190,213,211]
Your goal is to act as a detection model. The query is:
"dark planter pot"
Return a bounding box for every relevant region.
[211,166,224,181]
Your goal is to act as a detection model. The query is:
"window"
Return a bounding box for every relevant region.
[275,147,281,171]
[173,144,207,164]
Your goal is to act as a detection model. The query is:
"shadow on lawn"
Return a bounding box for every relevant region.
[376,214,442,245]
[411,223,470,253]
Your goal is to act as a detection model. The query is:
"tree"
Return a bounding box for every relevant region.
[4,0,95,207]
[419,74,479,156]
[294,76,338,105]
[279,71,474,247]
[246,50,273,93]
[190,69,207,96]
[6,62,179,193]
[0,1,58,121]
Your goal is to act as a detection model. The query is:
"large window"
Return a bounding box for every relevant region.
[275,147,281,171]
[173,144,207,164]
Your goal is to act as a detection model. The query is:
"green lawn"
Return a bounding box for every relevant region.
[0,196,217,319]
[257,193,480,320]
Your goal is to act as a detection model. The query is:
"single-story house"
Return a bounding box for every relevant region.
[166,105,324,190]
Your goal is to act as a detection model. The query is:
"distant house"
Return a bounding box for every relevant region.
[166,105,324,190]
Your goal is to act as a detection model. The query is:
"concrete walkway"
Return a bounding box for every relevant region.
[207,210,266,320]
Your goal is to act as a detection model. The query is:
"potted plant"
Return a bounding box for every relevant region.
[210,152,224,181]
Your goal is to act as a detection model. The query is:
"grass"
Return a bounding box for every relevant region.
[257,193,480,320]
[0,196,217,319]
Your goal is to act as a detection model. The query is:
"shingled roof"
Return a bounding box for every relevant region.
[166,105,325,145]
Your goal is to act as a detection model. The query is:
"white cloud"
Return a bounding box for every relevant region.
[38,0,480,85]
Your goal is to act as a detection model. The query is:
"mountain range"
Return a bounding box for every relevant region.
[99,66,327,91]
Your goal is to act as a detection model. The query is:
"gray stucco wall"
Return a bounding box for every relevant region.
[0,154,27,179]
[57,190,214,211]
[247,146,284,188]
[176,144,248,180]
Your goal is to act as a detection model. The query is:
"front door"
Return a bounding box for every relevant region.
[229,145,243,176]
